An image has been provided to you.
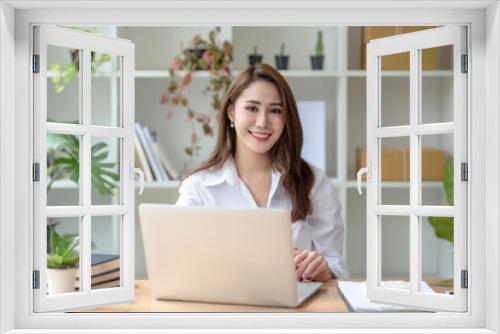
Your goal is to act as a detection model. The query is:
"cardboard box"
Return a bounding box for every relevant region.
[421,148,447,181]
[356,147,446,181]
[360,26,437,70]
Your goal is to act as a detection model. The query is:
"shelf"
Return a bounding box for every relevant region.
[137,181,182,189]
[134,69,345,79]
[50,180,182,190]
[347,70,453,77]
[344,180,443,188]
[51,179,443,190]
[48,69,454,79]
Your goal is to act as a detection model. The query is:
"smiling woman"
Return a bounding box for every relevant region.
[176,63,348,281]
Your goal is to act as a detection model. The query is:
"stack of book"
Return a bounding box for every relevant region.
[134,122,180,182]
[75,253,120,290]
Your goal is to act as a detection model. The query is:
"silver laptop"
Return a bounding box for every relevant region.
[138,204,323,308]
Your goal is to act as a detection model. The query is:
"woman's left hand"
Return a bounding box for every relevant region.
[294,250,330,282]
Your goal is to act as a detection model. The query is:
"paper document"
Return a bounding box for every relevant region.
[338,281,435,312]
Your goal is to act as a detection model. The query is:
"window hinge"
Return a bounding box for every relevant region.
[461,54,468,73]
[461,270,468,289]
[32,270,40,289]
[32,163,40,182]
[32,55,40,73]
[461,162,468,182]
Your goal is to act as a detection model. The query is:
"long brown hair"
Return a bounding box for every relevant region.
[191,63,315,222]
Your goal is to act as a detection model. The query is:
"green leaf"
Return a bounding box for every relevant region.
[428,216,454,242]
[443,160,454,206]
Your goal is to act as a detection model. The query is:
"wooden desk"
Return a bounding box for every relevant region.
[79,279,349,312]
[78,278,452,313]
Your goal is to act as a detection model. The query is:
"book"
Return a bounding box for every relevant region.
[152,140,180,180]
[76,253,120,278]
[134,133,153,181]
[134,123,164,181]
[337,281,434,312]
[91,279,120,289]
[142,126,169,181]
[75,268,120,289]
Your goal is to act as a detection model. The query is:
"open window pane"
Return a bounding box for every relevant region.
[47,45,80,124]
[35,25,135,313]
[91,53,122,127]
[47,133,81,206]
[421,133,453,206]
[380,136,410,205]
[421,216,454,295]
[91,136,121,205]
[422,45,453,124]
[90,216,122,290]
[47,217,80,295]
[380,52,410,127]
[366,26,467,312]
[380,215,410,288]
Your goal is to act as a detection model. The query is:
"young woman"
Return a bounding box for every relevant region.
[176,63,348,282]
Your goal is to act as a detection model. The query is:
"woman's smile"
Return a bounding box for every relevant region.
[249,130,272,141]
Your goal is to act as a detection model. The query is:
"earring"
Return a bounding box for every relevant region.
[230,121,234,128]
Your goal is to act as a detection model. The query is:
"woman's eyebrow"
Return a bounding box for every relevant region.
[244,99,283,106]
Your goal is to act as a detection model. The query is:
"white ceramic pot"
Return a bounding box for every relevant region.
[47,267,77,295]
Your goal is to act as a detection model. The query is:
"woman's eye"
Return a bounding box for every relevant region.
[246,106,257,112]
[271,108,282,114]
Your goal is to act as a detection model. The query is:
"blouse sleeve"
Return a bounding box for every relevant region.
[175,176,203,207]
[308,171,350,280]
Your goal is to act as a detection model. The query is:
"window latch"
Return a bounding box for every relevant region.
[356,162,371,195]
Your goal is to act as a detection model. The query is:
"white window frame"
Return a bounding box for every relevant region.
[365,26,468,312]
[32,25,136,312]
[0,1,499,333]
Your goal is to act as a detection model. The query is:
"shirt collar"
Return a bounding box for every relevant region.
[202,156,283,191]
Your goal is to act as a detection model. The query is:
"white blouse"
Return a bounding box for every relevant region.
[175,157,349,280]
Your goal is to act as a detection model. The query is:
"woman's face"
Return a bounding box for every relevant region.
[228,80,286,156]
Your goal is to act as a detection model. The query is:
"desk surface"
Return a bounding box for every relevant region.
[78,278,452,313]
[79,279,348,312]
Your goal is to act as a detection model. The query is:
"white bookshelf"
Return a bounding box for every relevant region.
[48,26,453,280]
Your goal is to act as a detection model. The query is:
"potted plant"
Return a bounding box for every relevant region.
[275,43,289,70]
[310,30,325,70]
[48,27,111,94]
[428,160,454,282]
[46,130,119,261]
[248,46,263,66]
[160,27,233,170]
[47,129,119,194]
[46,228,80,294]
[182,33,209,71]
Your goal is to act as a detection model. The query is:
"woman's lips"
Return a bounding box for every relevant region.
[249,131,271,141]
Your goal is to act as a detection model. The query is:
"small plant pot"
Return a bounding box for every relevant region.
[248,54,263,66]
[47,268,77,295]
[310,55,325,70]
[70,50,96,71]
[183,48,207,70]
[275,55,290,70]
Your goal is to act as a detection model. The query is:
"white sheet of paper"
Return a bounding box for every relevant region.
[297,101,326,171]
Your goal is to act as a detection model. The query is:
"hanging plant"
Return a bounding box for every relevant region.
[160,26,233,159]
[48,27,111,94]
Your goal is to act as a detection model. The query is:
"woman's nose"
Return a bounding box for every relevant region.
[255,111,268,127]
